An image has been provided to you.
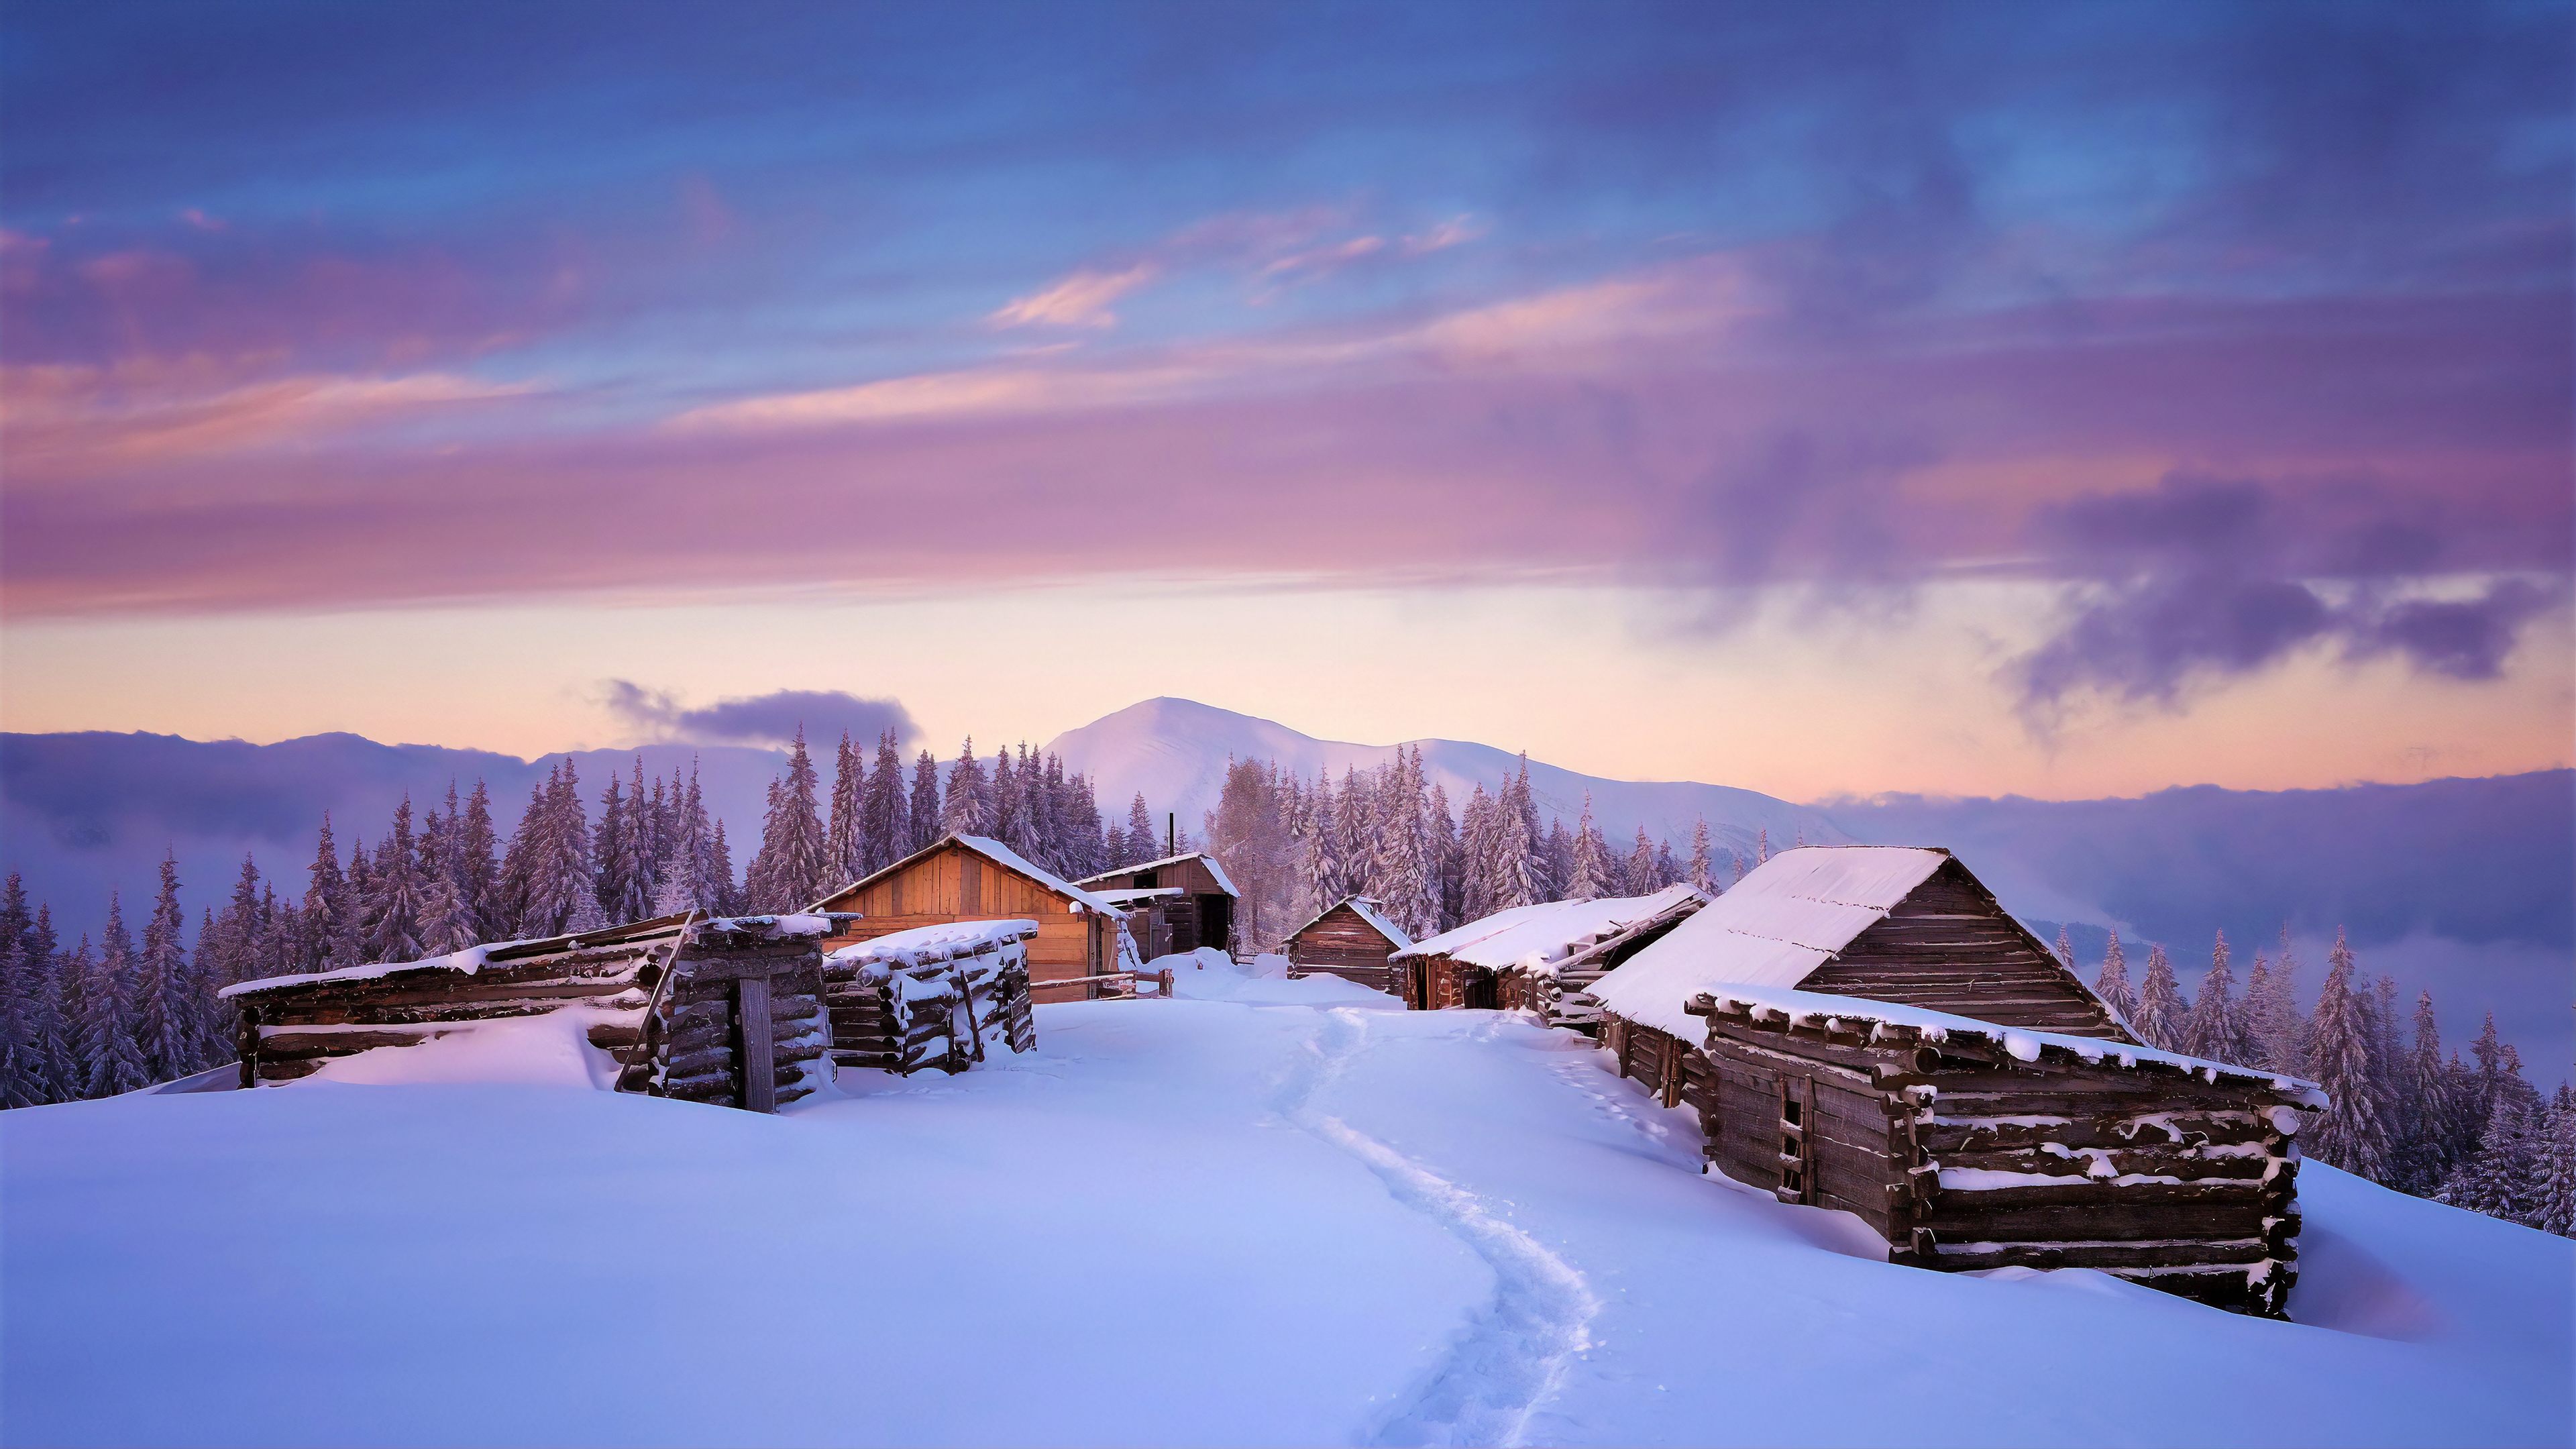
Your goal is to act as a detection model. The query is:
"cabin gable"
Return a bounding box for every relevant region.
[1284,898,1408,995]
[815,841,1112,990]
[1795,858,2133,1040]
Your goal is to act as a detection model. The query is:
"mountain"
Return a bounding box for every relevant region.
[1045,698,1846,859]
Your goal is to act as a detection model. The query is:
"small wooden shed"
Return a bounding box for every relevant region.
[1390,885,1707,1014]
[220,912,841,1112]
[1587,846,2320,1317]
[1281,896,1414,994]
[1075,853,1239,959]
[823,919,1040,1075]
[811,834,1136,1001]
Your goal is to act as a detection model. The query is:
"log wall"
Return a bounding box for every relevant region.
[1285,905,1407,994]
[1677,998,2303,1318]
[823,928,1038,1076]
[1797,859,2131,1040]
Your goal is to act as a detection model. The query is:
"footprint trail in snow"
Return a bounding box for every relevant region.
[1273,1010,1603,1449]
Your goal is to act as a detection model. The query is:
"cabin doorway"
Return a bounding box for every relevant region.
[1464,969,1498,1010]
[1199,894,1233,955]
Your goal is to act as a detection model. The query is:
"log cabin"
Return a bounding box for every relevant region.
[1074,852,1240,960]
[810,833,1138,1001]
[220,911,842,1111]
[1585,846,2320,1317]
[1281,895,1413,994]
[823,919,1040,1076]
[1390,885,1709,1013]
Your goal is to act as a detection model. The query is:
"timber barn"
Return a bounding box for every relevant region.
[811,833,1137,1000]
[1587,846,2321,1317]
[221,911,842,1111]
[1391,884,1707,1014]
[1281,895,1413,994]
[1074,852,1239,960]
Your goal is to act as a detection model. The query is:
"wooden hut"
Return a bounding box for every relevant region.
[1280,896,1413,994]
[810,834,1137,1001]
[823,919,1040,1075]
[1390,885,1707,1014]
[1587,846,2320,1318]
[1074,853,1239,960]
[220,911,842,1112]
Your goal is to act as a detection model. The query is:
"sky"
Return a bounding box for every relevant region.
[3,0,2569,801]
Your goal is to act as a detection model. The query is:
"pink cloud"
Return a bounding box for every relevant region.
[987,263,1163,329]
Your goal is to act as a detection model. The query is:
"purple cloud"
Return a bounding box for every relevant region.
[602,682,914,751]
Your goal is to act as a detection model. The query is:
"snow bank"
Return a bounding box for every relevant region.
[1157,949,1401,1008]
[304,1007,627,1091]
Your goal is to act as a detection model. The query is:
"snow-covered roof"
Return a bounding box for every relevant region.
[826,919,1040,973]
[812,833,1127,916]
[1587,847,1951,1032]
[1684,980,2326,1107]
[219,912,838,999]
[1278,895,1413,950]
[1090,887,1185,906]
[1393,885,1707,975]
[1074,851,1240,898]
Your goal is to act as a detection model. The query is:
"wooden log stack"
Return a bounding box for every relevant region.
[1660,989,2321,1318]
[822,920,1042,1076]
[224,912,845,1113]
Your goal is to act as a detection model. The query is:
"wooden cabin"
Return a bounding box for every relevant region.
[1075,853,1239,960]
[1281,896,1413,994]
[1499,885,1707,1030]
[824,920,1040,1075]
[810,834,1136,1000]
[1389,885,1707,1014]
[1587,846,2319,1318]
[220,911,841,1112]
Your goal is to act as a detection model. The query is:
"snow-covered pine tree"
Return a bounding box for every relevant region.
[1755,826,1770,865]
[747,729,831,912]
[615,757,659,920]
[1625,828,1656,898]
[301,814,350,972]
[827,733,864,884]
[2534,1088,2576,1238]
[2258,926,2308,1074]
[859,731,904,871]
[708,817,739,914]
[1568,795,1611,899]
[2440,1088,2542,1226]
[2182,931,2255,1066]
[0,936,40,1108]
[1687,818,1713,894]
[1027,750,1068,874]
[81,908,150,1098]
[1544,819,1576,900]
[941,739,991,837]
[13,901,72,1104]
[1430,782,1462,931]
[366,798,425,965]
[131,853,194,1081]
[2053,926,2074,970]
[2133,943,2186,1051]
[2093,930,2137,1026]
[2392,991,2460,1194]
[1389,748,1442,939]
[1336,768,1374,896]
[989,745,1022,855]
[1458,784,1496,922]
[1118,793,1152,867]
[2305,930,2394,1183]
[592,773,628,918]
[496,775,549,937]
[1300,775,1344,908]
[906,751,941,853]
[446,780,498,939]
[523,763,595,937]
[1654,839,1681,890]
[1490,771,1540,913]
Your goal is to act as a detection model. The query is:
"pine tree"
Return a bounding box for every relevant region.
[708,817,739,914]
[1301,775,1345,908]
[2306,930,2394,1183]
[1430,782,1462,931]
[1491,767,1540,912]
[600,758,657,922]
[2392,991,2461,1193]
[1384,747,1441,939]
[1458,784,1497,922]
[0,937,41,1108]
[908,750,944,852]
[1625,828,1656,898]
[1567,795,1611,898]
[2182,931,2255,1066]
[2053,926,2074,971]
[14,904,73,1104]
[2257,926,2309,1073]
[747,728,830,912]
[862,731,908,871]
[1756,826,1770,865]
[80,910,150,1098]
[827,732,865,884]
[1544,819,1576,900]
[592,772,628,917]
[454,780,502,938]
[941,739,991,837]
[366,797,426,965]
[130,853,194,1081]
[2441,1089,2542,1226]
[302,814,350,972]
[1688,817,1714,894]
[2093,930,2137,1026]
[2133,943,2186,1051]
[1653,839,1680,890]
[2534,1087,2576,1237]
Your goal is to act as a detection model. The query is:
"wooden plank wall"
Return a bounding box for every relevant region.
[1799,859,2131,1039]
[819,845,1104,984]
[1287,906,1405,994]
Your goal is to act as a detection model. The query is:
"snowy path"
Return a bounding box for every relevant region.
[1271,1010,1602,1448]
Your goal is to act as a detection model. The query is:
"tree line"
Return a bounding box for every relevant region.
[2072,924,2574,1238]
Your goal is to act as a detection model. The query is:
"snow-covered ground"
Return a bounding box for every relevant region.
[5,968,2569,1448]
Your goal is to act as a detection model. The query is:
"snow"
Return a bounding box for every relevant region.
[1161,947,1405,1009]
[218,941,504,998]
[1590,848,1951,1028]
[826,919,1040,973]
[304,1006,629,1091]
[221,913,837,1000]
[4,1000,2564,1447]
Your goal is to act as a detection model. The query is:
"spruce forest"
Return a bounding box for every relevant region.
[3,732,2569,1242]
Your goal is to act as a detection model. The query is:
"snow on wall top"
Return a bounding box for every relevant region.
[1074,851,1240,898]
[1685,979,2327,1106]
[1391,900,1565,962]
[1587,847,1949,1032]
[219,912,837,999]
[1393,884,1707,973]
[1091,887,1185,905]
[827,919,1040,972]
